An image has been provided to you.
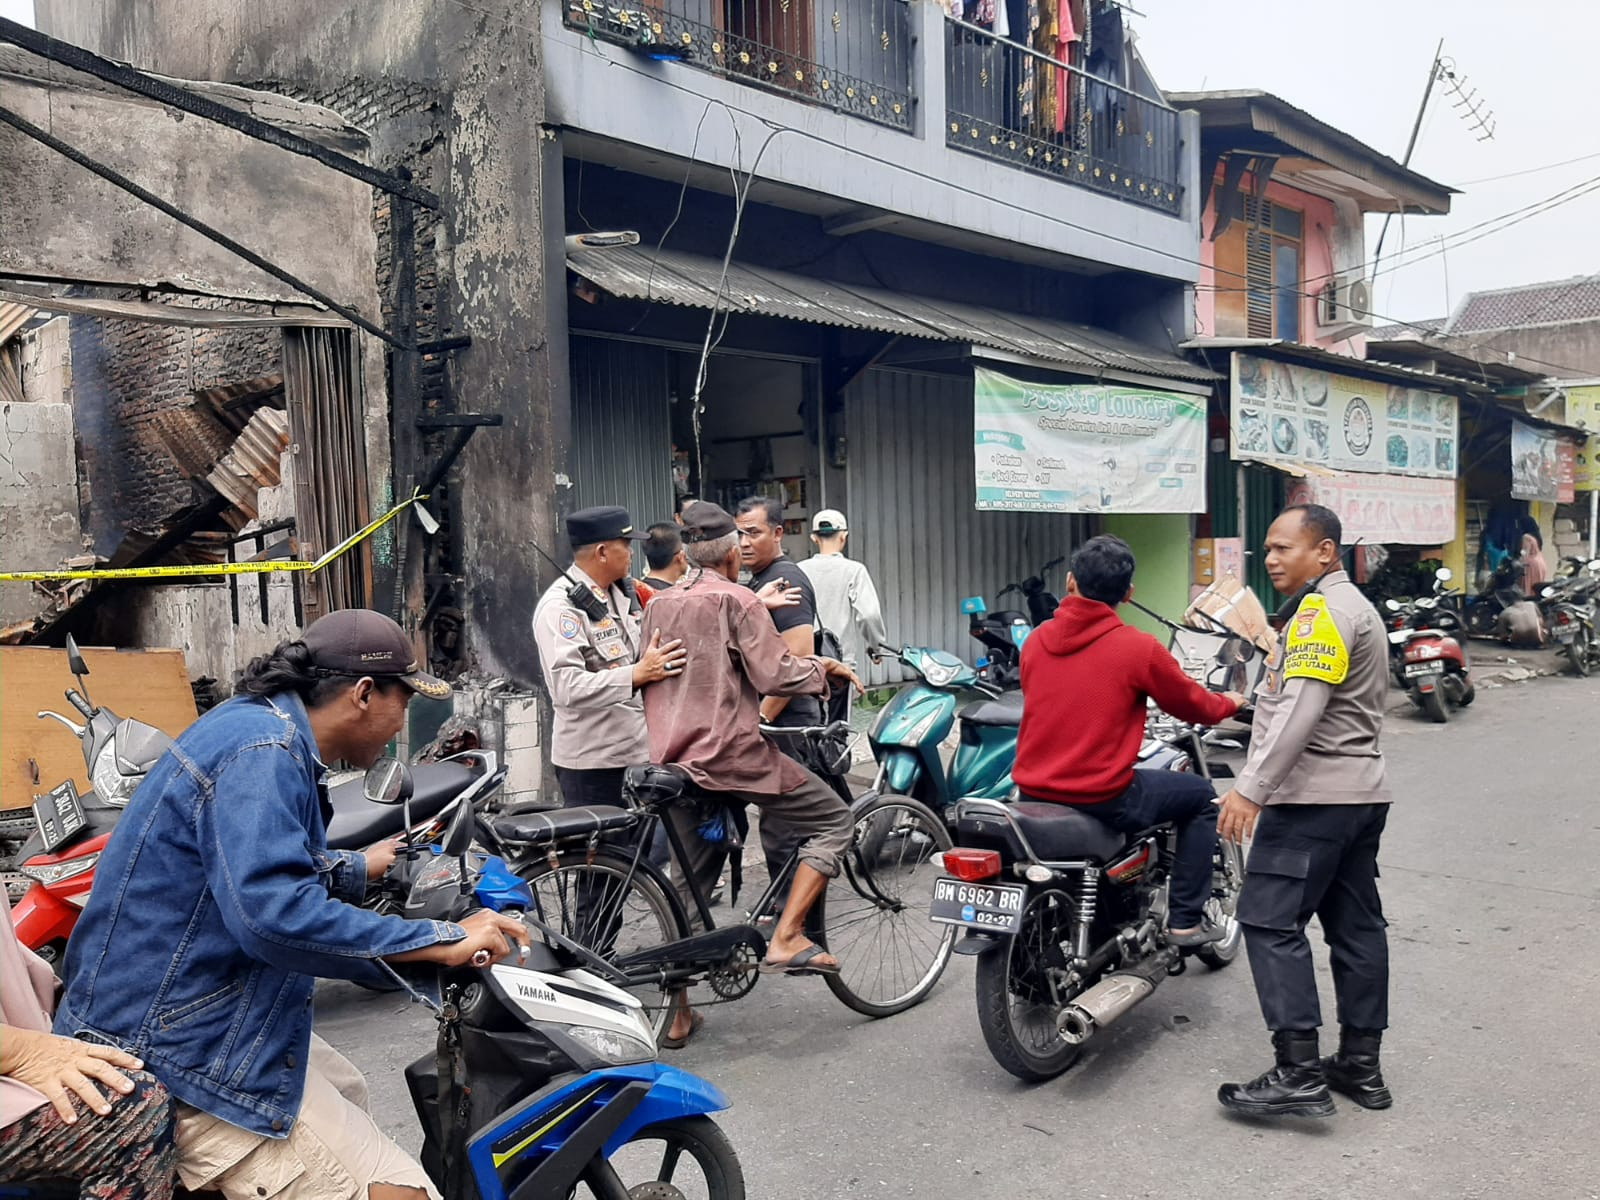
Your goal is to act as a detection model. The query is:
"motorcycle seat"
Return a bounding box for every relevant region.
[325,762,477,848]
[959,689,1025,728]
[490,804,639,846]
[1008,801,1125,861]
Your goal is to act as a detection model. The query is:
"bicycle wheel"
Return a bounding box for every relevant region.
[574,1115,744,1200]
[807,794,955,1018]
[1195,836,1244,969]
[514,847,689,1039]
[973,886,1084,1082]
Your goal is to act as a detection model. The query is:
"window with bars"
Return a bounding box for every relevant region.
[1244,197,1303,342]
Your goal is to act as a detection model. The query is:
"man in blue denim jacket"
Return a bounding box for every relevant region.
[55,610,529,1200]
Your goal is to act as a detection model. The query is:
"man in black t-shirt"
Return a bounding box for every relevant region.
[736,495,825,897]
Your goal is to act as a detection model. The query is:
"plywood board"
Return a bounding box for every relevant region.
[2,647,198,811]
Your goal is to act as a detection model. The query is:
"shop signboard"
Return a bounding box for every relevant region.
[1511,419,1576,504]
[973,368,1207,513]
[1567,385,1600,491]
[1286,471,1456,547]
[1230,353,1458,479]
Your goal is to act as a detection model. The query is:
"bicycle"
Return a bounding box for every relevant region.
[490,723,957,1036]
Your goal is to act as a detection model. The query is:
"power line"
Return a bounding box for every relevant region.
[1457,149,1600,187]
[434,0,1600,380]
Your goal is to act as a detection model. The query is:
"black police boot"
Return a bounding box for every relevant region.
[1321,1027,1392,1110]
[1217,1030,1337,1118]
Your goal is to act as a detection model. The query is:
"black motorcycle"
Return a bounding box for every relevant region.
[967,557,1064,686]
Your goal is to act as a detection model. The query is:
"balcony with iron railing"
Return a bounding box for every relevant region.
[943,17,1182,214]
[547,2,1198,278]
[564,0,916,131]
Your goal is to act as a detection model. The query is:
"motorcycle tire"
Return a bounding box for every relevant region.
[1567,628,1592,678]
[1195,838,1245,970]
[598,1115,745,1200]
[1466,604,1499,638]
[974,886,1085,1082]
[1420,687,1449,724]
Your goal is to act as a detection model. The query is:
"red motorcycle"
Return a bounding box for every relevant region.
[1393,569,1475,723]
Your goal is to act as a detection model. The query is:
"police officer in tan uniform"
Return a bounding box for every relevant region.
[1215,503,1394,1119]
[532,506,686,811]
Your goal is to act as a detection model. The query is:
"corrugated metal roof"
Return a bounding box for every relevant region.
[1181,336,1512,396]
[568,246,1215,382]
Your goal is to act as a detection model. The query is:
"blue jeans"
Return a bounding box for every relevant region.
[1079,769,1221,930]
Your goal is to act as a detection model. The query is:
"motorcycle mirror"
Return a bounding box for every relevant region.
[1435,567,1453,583]
[65,635,90,679]
[363,757,413,805]
[1590,559,1600,572]
[1541,586,1555,599]
[1385,599,1401,612]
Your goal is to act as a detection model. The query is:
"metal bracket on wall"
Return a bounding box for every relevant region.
[416,414,505,495]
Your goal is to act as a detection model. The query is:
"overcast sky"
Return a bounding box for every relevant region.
[1134,0,1600,327]
[6,0,1594,328]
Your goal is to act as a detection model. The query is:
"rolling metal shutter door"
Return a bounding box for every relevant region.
[844,367,1090,686]
[569,336,676,554]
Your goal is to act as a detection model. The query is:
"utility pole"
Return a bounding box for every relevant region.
[1370,38,1443,286]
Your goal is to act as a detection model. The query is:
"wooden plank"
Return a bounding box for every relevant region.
[1,646,198,811]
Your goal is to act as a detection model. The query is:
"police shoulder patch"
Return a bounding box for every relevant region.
[557,613,581,640]
[1282,594,1349,685]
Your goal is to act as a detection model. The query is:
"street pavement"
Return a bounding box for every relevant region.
[314,668,1600,1199]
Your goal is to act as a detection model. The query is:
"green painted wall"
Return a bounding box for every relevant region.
[1102,513,1193,639]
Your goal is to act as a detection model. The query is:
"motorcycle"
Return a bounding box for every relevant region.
[964,557,1064,686]
[1540,558,1600,677]
[11,641,507,961]
[929,645,1250,1082]
[1383,568,1475,721]
[370,759,746,1199]
[1464,556,1528,639]
[864,644,1021,821]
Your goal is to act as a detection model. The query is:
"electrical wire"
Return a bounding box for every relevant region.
[1456,149,1600,187]
[434,0,1600,379]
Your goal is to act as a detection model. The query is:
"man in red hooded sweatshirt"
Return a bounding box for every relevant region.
[1013,535,1247,945]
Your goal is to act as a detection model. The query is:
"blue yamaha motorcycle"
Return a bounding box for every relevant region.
[367,762,746,1199]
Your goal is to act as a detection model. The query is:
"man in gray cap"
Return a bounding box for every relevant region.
[533,505,687,813]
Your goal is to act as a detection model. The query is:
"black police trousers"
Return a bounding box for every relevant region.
[1237,801,1390,1034]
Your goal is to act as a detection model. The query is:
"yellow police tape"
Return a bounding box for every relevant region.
[0,492,431,583]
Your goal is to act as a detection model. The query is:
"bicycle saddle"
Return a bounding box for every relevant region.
[622,764,695,812]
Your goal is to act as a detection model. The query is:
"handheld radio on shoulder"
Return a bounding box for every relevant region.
[529,538,610,622]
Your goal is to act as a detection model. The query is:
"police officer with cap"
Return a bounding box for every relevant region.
[532,505,687,811]
[1216,503,1394,1119]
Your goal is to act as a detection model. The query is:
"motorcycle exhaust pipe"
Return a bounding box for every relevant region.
[1057,950,1176,1046]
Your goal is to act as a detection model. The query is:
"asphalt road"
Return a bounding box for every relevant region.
[315,669,1600,1199]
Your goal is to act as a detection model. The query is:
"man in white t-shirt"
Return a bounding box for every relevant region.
[799,510,888,721]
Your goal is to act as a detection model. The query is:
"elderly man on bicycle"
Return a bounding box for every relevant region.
[640,501,862,1044]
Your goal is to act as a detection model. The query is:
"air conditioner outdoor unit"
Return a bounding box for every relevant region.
[1320,274,1373,328]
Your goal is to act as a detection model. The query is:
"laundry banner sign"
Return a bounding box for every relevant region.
[1230,353,1458,479]
[973,368,1207,514]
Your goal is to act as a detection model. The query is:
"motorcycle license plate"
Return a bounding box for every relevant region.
[1553,627,1576,642]
[1403,662,1442,679]
[929,876,1025,935]
[32,779,88,854]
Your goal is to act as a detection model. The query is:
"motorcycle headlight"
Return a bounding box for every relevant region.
[919,659,961,688]
[22,852,100,886]
[566,1024,655,1065]
[91,746,142,807]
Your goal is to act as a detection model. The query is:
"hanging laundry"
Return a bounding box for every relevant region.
[1053,0,1081,134]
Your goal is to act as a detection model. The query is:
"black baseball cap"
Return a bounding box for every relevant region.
[301,609,453,700]
[679,500,737,543]
[567,506,648,547]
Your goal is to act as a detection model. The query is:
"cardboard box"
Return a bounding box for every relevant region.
[1184,574,1279,656]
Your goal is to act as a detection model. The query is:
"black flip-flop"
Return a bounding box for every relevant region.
[658,1010,705,1050]
[761,944,841,976]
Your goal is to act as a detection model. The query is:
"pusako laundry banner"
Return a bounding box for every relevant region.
[1230,353,1459,479]
[973,367,1207,514]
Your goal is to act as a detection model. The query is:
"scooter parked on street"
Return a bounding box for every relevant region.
[864,644,1022,821]
[1385,568,1474,722]
[965,557,1064,686]
[1540,558,1600,676]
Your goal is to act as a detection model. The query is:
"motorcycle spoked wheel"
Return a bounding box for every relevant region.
[591,1115,745,1200]
[974,887,1086,1082]
[1567,627,1592,677]
[1195,838,1245,970]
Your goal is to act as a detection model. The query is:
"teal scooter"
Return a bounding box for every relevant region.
[863,644,1022,821]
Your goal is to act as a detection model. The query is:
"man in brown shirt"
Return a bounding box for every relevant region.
[641,502,860,1000]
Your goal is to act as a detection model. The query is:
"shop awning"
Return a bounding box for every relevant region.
[568,245,1215,384]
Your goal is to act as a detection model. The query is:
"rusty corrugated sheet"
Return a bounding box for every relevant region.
[568,246,1214,382]
[207,407,289,521]
[0,302,34,346]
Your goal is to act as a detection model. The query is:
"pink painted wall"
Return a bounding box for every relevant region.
[1196,172,1363,356]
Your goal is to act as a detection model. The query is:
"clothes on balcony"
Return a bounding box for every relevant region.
[1051,0,1081,134]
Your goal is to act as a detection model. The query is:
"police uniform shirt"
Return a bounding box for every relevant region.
[531,565,648,770]
[1236,569,1391,806]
